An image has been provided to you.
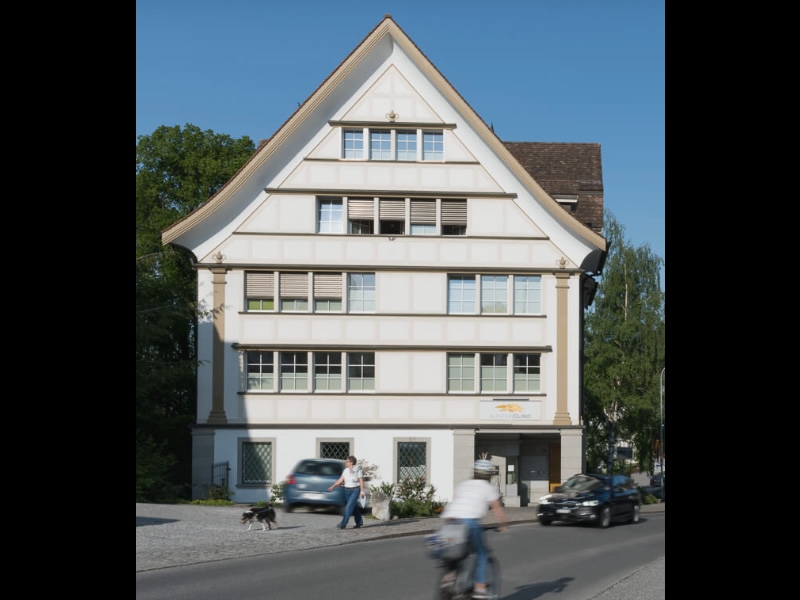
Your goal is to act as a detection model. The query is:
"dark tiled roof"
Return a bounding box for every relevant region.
[504,142,604,234]
[503,142,603,195]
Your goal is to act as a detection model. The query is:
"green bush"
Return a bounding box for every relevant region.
[389,476,444,518]
[270,481,286,505]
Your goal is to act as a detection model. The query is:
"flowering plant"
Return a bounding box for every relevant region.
[357,459,380,480]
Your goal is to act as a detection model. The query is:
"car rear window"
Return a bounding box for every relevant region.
[296,461,342,476]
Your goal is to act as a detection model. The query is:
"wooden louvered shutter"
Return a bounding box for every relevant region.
[379,198,405,220]
[313,273,342,299]
[246,272,274,297]
[347,198,374,219]
[279,273,308,297]
[441,199,467,225]
[410,199,436,224]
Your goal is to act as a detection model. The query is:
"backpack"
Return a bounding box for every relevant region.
[424,521,471,561]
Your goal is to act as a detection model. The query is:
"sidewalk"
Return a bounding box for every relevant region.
[136,502,664,573]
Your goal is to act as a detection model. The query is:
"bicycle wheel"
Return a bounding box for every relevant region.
[484,555,501,600]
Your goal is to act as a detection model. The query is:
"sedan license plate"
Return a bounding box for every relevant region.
[556,508,571,514]
[301,492,325,500]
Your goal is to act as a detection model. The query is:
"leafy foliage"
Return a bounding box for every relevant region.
[583,211,665,474]
[389,476,445,517]
[136,124,255,501]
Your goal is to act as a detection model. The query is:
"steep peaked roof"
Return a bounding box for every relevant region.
[162,15,606,254]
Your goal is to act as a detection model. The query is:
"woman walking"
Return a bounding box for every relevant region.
[328,456,365,529]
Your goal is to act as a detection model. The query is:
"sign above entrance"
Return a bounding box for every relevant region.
[480,400,541,421]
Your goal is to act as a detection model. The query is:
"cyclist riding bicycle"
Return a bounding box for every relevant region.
[438,459,508,599]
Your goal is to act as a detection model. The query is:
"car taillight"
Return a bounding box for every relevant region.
[286,474,296,485]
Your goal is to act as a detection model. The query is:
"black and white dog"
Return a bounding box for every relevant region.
[241,504,277,531]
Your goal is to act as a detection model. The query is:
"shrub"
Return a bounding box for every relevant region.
[390,476,444,517]
[270,481,286,505]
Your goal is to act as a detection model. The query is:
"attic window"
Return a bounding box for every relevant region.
[341,128,443,162]
[554,195,578,213]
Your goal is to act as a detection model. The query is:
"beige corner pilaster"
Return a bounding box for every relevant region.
[553,271,572,425]
[206,267,228,425]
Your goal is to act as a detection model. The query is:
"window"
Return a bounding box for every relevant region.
[340,128,443,162]
[481,354,508,392]
[246,272,274,311]
[396,130,417,160]
[410,198,436,235]
[448,275,476,314]
[246,351,274,390]
[320,441,350,460]
[348,273,375,312]
[370,130,392,160]
[514,275,541,314]
[280,351,308,391]
[448,353,475,392]
[241,441,272,485]
[481,275,508,314]
[324,195,466,237]
[347,197,375,234]
[513,354,540,392]
[379,198,405,235]
[313,273,342,312]
[422,131,443,160]
[397,440,428,482]
[343,129,364,159]
[318,198,343,233]
[348,352,375,390]
[279,273,309,312]
[441,199,467,235]
[314,352,342,391]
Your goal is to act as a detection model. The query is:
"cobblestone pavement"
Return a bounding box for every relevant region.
[136,502,664,573]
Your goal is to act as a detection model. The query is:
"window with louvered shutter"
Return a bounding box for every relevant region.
[247,273,274,297]
[347,198,374,219]
[441,199,467,224]
[379,198,405,220]
[410,199,436,224]
[279,273,309,297]
[313,273,342,299]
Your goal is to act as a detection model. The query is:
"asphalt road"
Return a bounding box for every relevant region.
[136,502,664,599]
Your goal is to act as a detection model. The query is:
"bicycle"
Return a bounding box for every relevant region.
[425,523,502,600]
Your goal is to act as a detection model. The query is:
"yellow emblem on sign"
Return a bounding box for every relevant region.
[495,403,524,413]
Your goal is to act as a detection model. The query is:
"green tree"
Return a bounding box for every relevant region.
[583,211,665,476]
[136,124,255,501]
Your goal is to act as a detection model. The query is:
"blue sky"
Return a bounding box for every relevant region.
[136,1,664,287]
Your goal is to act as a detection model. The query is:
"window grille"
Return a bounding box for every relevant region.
[242,442,272,484]
[397,441,427,481]
[321,442,350,460]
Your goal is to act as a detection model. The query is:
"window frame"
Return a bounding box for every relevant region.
[246,350,274,391]
[314,351,343,392]
[347,351,375,391]
[279,351,309,392]
[448,275,476,314]
[347,273,376,313]
[318,198,344,234]
[238,437,275,487]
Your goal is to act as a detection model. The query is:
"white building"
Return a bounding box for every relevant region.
[162,16,607,506]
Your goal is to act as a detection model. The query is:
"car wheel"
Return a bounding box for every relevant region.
[284,503,294,513]
[628,504,640,524]
[539,517,552,526]
[597,506,611,528]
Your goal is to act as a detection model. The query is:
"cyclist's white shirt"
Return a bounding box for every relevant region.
[440,479,500,520]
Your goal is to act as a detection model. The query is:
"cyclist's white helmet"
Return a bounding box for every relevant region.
[474,459,496,479]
